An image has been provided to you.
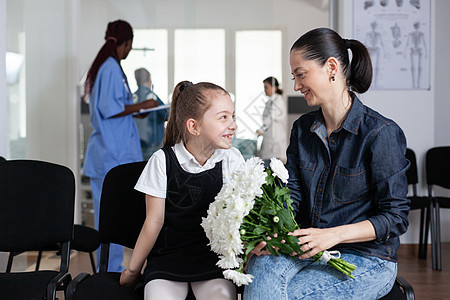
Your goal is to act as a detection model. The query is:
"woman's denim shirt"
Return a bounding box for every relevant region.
[286,96,410,261]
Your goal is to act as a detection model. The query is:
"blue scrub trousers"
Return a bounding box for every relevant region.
[90,177,125,272]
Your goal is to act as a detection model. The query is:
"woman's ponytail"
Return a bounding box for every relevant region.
[346,39,373,93]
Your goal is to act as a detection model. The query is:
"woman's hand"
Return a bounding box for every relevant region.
[290,227,340,259]
[290,221,377,259]
[256,129,264,136]
[119,268,141,287]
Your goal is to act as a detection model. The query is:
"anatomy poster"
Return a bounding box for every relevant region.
[353,0,430,90]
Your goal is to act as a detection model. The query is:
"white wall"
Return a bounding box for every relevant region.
[0,0,6,158]
[434,1,450,147]
[0,0,9,273]
[6,0,81,222]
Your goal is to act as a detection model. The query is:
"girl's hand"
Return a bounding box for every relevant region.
[119,268,141,287]
[250,240,271,257]
[290,227,340,259]
[242,240,271,272]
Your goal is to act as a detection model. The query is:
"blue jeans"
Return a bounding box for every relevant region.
[243,251,396,300]
[91,177,124,273]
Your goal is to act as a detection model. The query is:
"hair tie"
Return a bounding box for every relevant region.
[180,82,193,93]
[106,36,118,43]
[343,38,351,49]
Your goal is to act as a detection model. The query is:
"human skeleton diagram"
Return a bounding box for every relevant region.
[404,22,427,88]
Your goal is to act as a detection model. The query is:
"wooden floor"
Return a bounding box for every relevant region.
[13,243,450,299]
[396,243,450,299]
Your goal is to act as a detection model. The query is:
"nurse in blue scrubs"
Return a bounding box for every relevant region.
[83,20,158,272]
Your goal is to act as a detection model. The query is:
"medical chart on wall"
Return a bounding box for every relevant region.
[353,0,430,90]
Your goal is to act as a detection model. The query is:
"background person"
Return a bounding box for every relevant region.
[133,68,169,160]
[83,19,157,272]
[244,27,410,299]
[256,76,288,164]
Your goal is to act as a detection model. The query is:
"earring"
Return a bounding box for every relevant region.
[331,74,335,82]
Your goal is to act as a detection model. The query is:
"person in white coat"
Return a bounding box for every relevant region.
[256,76,288,164]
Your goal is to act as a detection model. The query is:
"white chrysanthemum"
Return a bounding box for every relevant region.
[270,157,289,184]
[217,254,243,269]
[201,156,270,284]
[223,270,254,286]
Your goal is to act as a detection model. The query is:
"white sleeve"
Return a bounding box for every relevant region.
[222,147,245,184]
[134,149,167,198]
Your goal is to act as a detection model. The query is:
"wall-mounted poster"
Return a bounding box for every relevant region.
[353,0,430,90]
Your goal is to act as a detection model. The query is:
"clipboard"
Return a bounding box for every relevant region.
[133,104,170,115]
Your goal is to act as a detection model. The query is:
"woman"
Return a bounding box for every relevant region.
[244,28,410,299]
[83,20,157,272]
[256,76,288,163]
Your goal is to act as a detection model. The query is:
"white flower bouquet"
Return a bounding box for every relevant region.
[201,157,356,286]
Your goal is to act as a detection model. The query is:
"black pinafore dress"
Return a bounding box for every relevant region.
[138,146,224,287]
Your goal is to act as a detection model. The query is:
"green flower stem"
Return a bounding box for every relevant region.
[311,252,356,279]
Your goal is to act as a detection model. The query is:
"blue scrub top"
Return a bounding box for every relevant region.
[83,56,142,179]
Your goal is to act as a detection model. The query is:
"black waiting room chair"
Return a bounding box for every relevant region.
[66,161,199,300]
[6,224,100,274]
[66,161,148,300]
[405,148,430,259]
[426,146,450,271]
[380,276,415,300]
[0,159,75,299]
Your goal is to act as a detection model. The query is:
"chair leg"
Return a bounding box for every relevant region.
[89,252,97,273]
[423,205,430,259]
[6,253,15,273]
[429,200,438,270]
[418,207,425,259]
[435,200,442,271]
[35,250,43,271]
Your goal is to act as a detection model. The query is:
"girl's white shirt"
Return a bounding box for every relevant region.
[135,142,245,198]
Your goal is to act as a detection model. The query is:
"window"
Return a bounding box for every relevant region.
[122,29,169,103]
[235,30,282,139]
[174,29,226,88]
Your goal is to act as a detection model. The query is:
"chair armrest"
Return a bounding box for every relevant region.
[46,272,72,300]
[66,273,91,300]
[395,276,415,300]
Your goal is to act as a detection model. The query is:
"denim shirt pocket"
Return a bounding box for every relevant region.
[298,160,316,188]
[332,164,369,203]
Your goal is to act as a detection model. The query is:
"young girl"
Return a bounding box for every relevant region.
[120,81,244,300]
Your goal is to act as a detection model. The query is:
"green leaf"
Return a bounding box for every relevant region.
[244,239,262,256]
[253,227,266,235]
[266,243,280,256]
[263,208,276,215]
[266,174,274,186]
[267,237,284,248]
[278,209,297,232]
[266,236,295,255]
[285,235,302,254]
[278,243,294,254]
[274,186,285,197]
